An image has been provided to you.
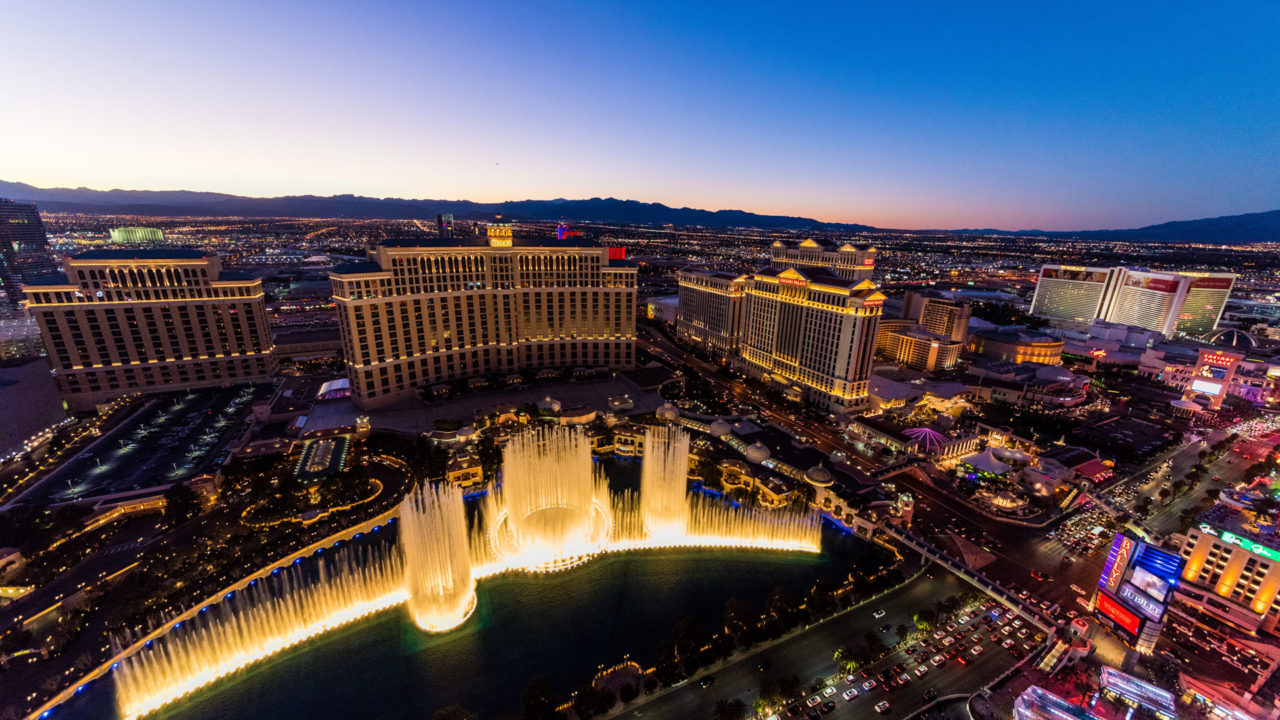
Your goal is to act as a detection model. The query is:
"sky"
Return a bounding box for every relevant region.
[2,1,1278,230]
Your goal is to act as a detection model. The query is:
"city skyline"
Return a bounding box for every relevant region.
[3,2,1278,230]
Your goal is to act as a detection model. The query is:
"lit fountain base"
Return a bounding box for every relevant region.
[486,499,614,574]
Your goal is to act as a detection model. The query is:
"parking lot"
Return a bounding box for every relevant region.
[614,570,1040,720]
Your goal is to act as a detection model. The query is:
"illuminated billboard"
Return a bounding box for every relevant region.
[1190,379,1223,396]
[1097,591,1141,637]
[1095,534,1186,635]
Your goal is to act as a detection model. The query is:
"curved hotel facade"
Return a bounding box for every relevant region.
[332,223,637,409]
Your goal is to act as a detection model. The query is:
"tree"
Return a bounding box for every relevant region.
[1158,487,1172,503]
[834,644,858,673]
[696,457,724,490]
[433,705,478,720]
[724,596,753,640]
[913,610,937,632]
[896,624,911,643]
[520,679,562,720]
[1250,495,1280,522]
[163,482,201,525]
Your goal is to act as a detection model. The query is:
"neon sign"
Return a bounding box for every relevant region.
[1202,353,1237,369]
[1100,534,1135,592]
[1199,523,1280,563]
[1118,582,1165,621]
[780,277,808,288]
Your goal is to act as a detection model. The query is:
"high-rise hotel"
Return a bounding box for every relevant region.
[675,269,747,356]
[1,199,58,308]
[741,266,883,412]
[24,250,274,410]
[1030,264,1235,337]
[677,238,882,412]
[332,221,637,409]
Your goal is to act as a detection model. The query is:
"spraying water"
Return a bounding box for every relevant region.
[114,426,821,719]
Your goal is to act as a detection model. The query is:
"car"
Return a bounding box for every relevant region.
[946,623,957,631]
[914,665,928,677]
[933,630,946,639]
[971,645,984,656]
[872,608,886,619]
[930,654,945,667]
[787,704,802,717]
[958,614,971,624]
[823,686,836,697]
[898,673,910,684]
[956,655,968,665]
[892,663,905,674]
[863,680,877,691]
[1030,570,1046,580]
[1070,584,1086,595]
[1001,626,1013,635]
[845,674,858,685]
[1018,628,1030,638]
[906,645,917,655]
[1018,590,1031,599]
[699,677,715,688]
[821,701,837,714]
[1003,639,1015,649]
[843,688,858,701]
[943,636,955,646]
[755,659,771,672]
[879,624,892,633]
[876,700,891,714]
[1024,642,1036,651]
[924,688,938,702]
[807,695,821,707]
[807,710,821,720]
[989,633,1000,642]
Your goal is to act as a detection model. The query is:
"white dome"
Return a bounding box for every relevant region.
[745,442,771,464]
[656,403,680,421]
[709,419,732,437]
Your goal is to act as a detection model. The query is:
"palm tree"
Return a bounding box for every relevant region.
[727,698,748,719]
[1251,495,1280,522]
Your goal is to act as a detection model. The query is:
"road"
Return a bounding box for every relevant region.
[613,569,1032,720]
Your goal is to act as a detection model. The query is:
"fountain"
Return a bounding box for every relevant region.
[112,426,821,720]
[400,483,476,632]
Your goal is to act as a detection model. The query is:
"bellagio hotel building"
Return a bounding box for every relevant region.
[24,249,274,411]
[331,222,637,409]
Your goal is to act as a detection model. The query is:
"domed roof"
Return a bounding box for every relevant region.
[708,419,732,437]
[655,403,680,421]
[805,465,834,487]
[744,442,771,464]
[1205,328,1259,349]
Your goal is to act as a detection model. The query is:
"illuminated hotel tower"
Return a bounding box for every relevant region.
[740,266,883,413]
[676,268,747,355]
[0,199,58,307]
[332,222,637,409]
[769,238,876,280]
[1031,264,1235,337]
[23,250,274,410]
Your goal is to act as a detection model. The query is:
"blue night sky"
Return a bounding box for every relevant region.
[3,1,1277,229]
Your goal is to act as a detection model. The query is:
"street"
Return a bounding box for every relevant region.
[613,569,1033,720]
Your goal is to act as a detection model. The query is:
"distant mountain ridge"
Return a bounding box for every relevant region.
[2,180,1277,242]
[0,180,865,231]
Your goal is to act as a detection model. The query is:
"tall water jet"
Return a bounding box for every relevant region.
[400,483,477,631]
[114,545,405,720]
[486,427,612,572]
[640,426,690,542]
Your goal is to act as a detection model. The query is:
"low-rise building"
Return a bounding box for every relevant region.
[967,329,1064,365]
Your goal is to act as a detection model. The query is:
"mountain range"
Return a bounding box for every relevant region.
[2,180,1277,243]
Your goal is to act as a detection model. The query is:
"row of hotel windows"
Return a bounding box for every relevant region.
[356,342,633,398]
[32,284,257,304]
[61,357,271,394]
